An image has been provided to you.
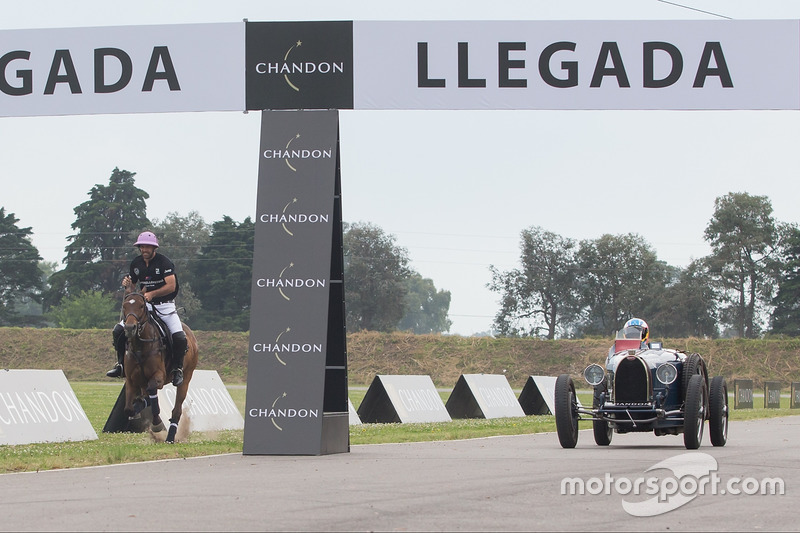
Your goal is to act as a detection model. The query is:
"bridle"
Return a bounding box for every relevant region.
[123,291,160,344]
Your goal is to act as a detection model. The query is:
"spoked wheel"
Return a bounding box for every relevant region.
[592,385,612,446]
[708,376,729,447]
[555,374,579,448]
[684,373,707,449]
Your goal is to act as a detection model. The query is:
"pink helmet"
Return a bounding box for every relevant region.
[134,231,159,248]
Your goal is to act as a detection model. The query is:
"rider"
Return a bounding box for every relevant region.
[106,231,188,387]
[622,317,650,349]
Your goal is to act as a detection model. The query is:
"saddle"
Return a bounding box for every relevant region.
[147,310,176,369]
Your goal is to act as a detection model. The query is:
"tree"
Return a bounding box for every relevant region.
[152,211,210,321]
[343,222,411,332]
[46,168,150,309]
[647,260,718,338]
[488,227,580,338]
[704,192,777,338]
[151,211,210,274]
[189,216,254,331]
[0,208,43,325]
[47,290,119,329]
[770,224,800,336]
[575,233,669,336]
[8,261,59,327]
[398,273,452,334]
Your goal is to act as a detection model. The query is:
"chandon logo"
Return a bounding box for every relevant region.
[254,39,345,92]
[259,197,330,236]
[247,392,320,431]
[255,262,327,301]
[251,326,323,366]
[262,132,333,172]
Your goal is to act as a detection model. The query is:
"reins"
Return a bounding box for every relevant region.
[122,291,166,376]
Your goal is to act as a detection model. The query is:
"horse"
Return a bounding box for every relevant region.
[120,286,199,443]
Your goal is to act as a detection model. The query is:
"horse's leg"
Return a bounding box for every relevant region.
[146,386,165,432]
[123,378,139,419]
[166,376,191,443]
[131,396,147,418]
[166,332,197,443]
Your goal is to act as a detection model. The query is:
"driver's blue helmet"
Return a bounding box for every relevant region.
[623,318,649,343]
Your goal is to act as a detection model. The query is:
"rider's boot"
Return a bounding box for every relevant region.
[106,324,126,378]
[171,331,188,387]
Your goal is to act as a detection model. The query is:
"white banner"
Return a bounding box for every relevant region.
[0,369,97,445]
[4,20,800,114]
[353,20,800,110]
[0,23,244,117]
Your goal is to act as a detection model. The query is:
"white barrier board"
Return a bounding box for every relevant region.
[0,369,98,445]
[158,370,244,432]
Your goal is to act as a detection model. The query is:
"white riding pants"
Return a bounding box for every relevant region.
[150,302,182,336]
[119,301,182,337]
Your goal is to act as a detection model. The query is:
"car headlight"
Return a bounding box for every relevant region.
[656,362,678,385]
[584,364,606,386]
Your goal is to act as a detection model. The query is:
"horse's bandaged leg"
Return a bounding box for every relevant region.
[166,419,179,443]
[149,392,160,417]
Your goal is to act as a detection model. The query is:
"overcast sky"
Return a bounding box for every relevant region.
[3,1,800,335]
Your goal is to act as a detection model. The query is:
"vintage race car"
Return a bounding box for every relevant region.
[554,325,729,449]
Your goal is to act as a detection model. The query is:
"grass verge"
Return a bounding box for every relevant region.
[0,384,796,474]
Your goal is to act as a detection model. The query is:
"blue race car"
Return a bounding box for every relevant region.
[554,318,728,449]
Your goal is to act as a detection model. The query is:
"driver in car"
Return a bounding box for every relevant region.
[621,317,650,349]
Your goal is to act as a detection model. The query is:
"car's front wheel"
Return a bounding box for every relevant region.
[684,373,707,449]
[682,353,707,401]
[708,375,728,447]
[555,374,579,448]
[592,385,612,446]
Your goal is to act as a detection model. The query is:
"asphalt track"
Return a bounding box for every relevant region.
[0,416,797,532]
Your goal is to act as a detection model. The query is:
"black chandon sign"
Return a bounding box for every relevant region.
[245,21,354,110]
[733,379,754,409]
[243,109,348,455]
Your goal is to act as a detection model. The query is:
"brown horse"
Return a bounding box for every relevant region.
[121,287,198,443]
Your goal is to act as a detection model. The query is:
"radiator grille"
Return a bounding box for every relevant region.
[614,356,650,404]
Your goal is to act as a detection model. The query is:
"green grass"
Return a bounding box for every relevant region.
[350,416,555,444]
[0,384,796,474]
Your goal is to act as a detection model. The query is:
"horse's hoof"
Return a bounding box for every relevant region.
[152,422,165,432]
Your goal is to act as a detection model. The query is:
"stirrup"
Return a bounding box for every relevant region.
[106,363,124,378]
[171,368,184,387]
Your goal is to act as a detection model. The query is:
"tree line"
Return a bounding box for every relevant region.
[2,169,798,339]
[489,192,799,339]
[0,168,451,334]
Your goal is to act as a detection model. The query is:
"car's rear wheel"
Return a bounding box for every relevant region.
[684,373,707,449]
[555,374,579,448]
[592,385,612,446]
[708,375,728,447]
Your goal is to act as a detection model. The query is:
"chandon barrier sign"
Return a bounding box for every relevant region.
[0,369,97,445]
